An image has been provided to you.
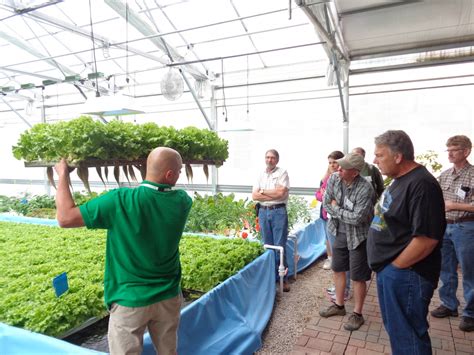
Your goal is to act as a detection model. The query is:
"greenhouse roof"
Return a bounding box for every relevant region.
[0,0,473,128]
[0,0,329,126]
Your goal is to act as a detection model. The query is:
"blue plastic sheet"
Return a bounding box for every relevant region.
[142,220,326,355]
[287,218,327,276]
[143,250,276,355]
[0,323,105,355]
[0,217,326,355]
[0,214,58,226]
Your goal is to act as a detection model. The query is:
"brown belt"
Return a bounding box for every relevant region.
[446,216,474,224]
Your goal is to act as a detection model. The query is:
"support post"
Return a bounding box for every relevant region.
[40,96,51,196]
[210,86,218,195]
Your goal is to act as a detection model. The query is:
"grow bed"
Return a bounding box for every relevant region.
[0,219,327,354]
[0,221,263,339]
[24,159,223,168]
[25,158,224,192]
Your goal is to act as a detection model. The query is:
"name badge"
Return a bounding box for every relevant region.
[344,197,354,210]
[364,176,372,183]
[456,187,467,200]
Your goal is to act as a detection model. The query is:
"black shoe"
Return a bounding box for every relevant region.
[459,316,474,332]
[283,281,290,292]
[430,305,458,318]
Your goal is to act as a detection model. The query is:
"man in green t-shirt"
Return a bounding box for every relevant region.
[55,147,192,355]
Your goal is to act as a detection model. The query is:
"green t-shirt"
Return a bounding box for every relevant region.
[79,180,192,308]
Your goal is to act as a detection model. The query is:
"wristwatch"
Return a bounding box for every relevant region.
[259,189,264,194]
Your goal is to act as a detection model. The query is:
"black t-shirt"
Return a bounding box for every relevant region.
[367,165,446,284]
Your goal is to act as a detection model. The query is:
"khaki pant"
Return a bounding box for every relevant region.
[108,294,182,355]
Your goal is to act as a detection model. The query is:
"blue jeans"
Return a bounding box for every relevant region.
[377,264,434,355]
[259,206,288,280]
[438,221,474,318]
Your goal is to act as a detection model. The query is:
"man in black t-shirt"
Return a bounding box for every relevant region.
[367,130,446,355]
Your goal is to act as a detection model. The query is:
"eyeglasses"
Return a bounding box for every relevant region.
[446,148,465,153]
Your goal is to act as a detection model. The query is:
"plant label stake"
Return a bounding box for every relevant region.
[52,272,69,297]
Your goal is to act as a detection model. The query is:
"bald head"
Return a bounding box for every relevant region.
[146,147,183,185]
[352,147,366,158]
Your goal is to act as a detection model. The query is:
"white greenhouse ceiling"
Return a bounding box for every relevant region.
[1,0,474,128]
[334,0,474,60]
[0,0,329,127]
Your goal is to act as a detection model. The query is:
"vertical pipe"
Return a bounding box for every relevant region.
[321,3,350,153]
[41,94,51,196]
[343,75,350,153]
[264,244,286,293]
[210,85,218,195]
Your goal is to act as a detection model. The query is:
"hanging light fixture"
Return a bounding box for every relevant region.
[81,93,144,116]
[81,0,144,117]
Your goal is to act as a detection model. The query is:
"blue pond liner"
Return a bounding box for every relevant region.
[287,218,327,276]
[0,323,105,355]
[0,214,58,226]
[0,217,326,354]
[142,219,327,355]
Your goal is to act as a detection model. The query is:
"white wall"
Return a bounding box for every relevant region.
[1,64,473,197]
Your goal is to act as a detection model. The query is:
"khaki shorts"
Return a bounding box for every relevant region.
[108,294,182,355]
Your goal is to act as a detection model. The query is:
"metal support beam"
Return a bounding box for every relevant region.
[210,85,218,195]
[339,0,421,17]
[1,96,32,127]
[0,29,75,76]
[136,0,212,128]
[342,78,349,153]
[40,93,51,196]
[229,0,267,68]
[295,0,348,62]
[297,0,350,153]
[21,9,183,79]
[321,4,350,152]
[147,0,212,76]
[146,24,212,127]
[105,0,208,81]
[168,42,323,67]
[0,14,111,97]
[180,68,212,129]
[0,66,62,81]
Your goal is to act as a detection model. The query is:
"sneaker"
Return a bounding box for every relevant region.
[322,258,332,270]
[326,286,336,295]
[319,303,346,318]
[331,290,352,302]
[283,281,290,292]
[430,305,458,318]
[459,316,474,332]
[344,313,365,331]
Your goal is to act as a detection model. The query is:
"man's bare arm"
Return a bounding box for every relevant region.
[262,185,288,200]
[445,200,474,213]
[392,236,439,269]
[252,185,288,202]
[54,159,85,228]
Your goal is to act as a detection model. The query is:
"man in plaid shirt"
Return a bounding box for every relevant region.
[319,153,376,331]
[431,135,474,332]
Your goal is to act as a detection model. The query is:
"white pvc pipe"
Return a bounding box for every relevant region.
[263,244,286,293]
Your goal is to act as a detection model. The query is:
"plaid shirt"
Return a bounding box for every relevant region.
[438,162,474,221]
[323,173,376,250]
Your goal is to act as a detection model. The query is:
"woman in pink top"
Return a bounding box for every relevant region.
[316,151,344,270]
